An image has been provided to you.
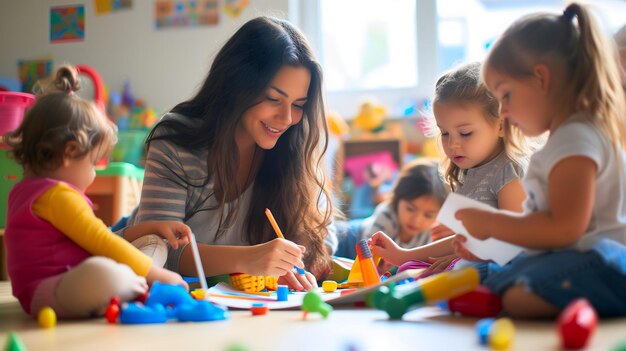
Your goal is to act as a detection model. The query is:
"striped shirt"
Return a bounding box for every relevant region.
[125,113,337,272]
[360,201,432,249]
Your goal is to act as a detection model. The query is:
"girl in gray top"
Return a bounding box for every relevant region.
[121,16,336,291]
[335,160,448,259]
[370,62,532,274]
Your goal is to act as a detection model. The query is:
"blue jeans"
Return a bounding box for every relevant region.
[349,185,376,219]
[334,219,365,259]
[109,215,129,233]
[483,240,626,317]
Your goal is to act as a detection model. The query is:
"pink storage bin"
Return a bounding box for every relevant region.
[0,92,35,136]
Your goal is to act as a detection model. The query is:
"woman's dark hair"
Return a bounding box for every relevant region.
[390,159,448,213]
[146,16,332,277]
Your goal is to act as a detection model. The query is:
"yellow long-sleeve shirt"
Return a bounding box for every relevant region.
[32,183,152,277]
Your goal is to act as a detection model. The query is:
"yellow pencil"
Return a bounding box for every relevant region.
[265,208,284,239]
[264,208,305,275]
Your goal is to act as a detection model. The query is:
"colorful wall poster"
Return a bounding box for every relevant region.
[94,0,133,15]
[223,0,249,18]
[17,59,53,93]
[155,0,219,29]
[50,5,85,43]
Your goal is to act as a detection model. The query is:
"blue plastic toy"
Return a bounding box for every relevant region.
[119,303,168,324]
[119,282,230,324]
[476,318,496,345]
[145,281,196,307]
[276,285,289,302]
[176,300,229,322]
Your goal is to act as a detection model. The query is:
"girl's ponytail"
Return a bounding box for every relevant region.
[485,3,626,151]
[564,3,626,151]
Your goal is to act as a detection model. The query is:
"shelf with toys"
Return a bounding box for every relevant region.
[329,101,440,219]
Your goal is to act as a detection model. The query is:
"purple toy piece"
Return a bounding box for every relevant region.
[396,258,460,279]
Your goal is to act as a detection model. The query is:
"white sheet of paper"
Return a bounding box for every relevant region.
[436,193,524,266]
[205,269,422,309]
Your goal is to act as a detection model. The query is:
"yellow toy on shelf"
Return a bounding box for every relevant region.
[327,110,350,138]
[352,101,387,134]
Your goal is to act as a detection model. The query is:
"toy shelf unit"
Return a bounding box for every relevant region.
[85,162,144,227]
[334,138,404,216]
[335,138,404,185]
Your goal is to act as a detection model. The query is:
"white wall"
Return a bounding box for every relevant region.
[0,0,290,114]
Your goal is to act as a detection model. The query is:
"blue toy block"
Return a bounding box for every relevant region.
[476,318,496,345]
[145,281,196,307]
[176,300,230,322]
[119,303,167,324]
[276,285,289,302]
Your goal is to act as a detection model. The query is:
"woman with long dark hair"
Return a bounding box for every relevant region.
[122,16,336,290]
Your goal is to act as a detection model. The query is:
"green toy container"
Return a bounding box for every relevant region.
[110,130,149,167]
[95,161,145,180]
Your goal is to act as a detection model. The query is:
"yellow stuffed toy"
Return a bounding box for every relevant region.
[352,101,387,134]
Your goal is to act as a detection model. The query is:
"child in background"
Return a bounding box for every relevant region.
[3,65,189,319]
[455,3,626,318]
[371,61,530,275]
[335,159,448,259]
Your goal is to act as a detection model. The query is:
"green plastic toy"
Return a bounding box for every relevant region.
[301,290,333,319]
[4,332,27,351]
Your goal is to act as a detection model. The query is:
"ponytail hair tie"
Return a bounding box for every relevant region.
[563,7,576,21]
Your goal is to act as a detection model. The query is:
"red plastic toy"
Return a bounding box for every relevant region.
[250,303,269,316]
[448,286,502,318]
[558,298,598,349]
[105,304,120,324]
[110,296,120,306]
[135,290,149,304]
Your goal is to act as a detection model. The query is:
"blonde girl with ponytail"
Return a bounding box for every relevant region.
[454,3,626,319]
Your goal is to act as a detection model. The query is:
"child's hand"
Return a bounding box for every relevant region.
[424,254,457,274]
[244,238,305,278]
[278,270,318,292]
[452,235,485,262]
[377,259,394,275]
[369,231,402,266]
[146,265,189,290]
[454,209,492,240]
[430,224,455,241]
[129,221,191,250]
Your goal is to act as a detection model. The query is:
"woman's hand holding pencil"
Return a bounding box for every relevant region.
[243,239,305,276]
[264,208,318,291]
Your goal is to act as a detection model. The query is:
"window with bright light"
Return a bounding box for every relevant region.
[319,0,418,92]
[302,0,625,117]
[436,0,626,74]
